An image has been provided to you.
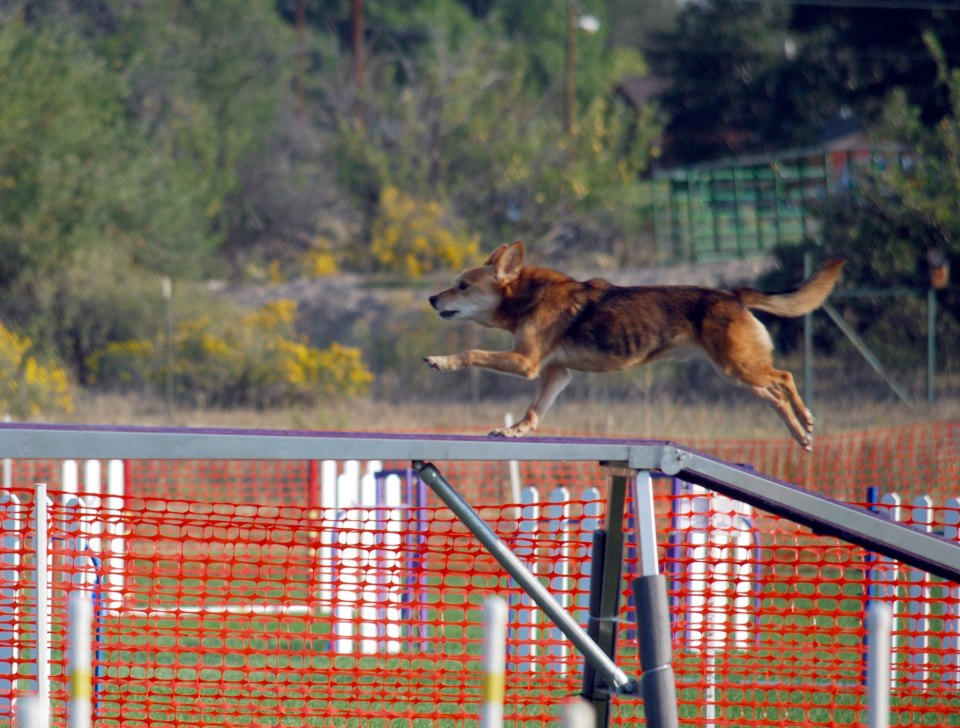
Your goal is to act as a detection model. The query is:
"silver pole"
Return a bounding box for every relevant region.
[632,471,659,576]
[867,602,893,728]
[631,471,679,728]
[413,461,631,691]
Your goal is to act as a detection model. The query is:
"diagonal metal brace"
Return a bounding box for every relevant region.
[413,460,634,693]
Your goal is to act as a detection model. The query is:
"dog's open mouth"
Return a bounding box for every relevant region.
[439,310,458,319]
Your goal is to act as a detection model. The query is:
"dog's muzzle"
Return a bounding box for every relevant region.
[429,295,458,318]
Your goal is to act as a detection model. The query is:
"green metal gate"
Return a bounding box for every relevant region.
[650,145,890,263]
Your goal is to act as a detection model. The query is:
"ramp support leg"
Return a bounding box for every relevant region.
[632,470,679,728]
[582,468,629,727]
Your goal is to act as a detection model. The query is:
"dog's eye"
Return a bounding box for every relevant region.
[458,281,469,291]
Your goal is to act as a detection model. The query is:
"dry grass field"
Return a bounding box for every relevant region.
[60,385,960,443]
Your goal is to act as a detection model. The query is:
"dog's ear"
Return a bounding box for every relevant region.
[488,240,524,282]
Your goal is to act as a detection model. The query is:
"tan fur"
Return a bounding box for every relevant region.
[426,241,845,450]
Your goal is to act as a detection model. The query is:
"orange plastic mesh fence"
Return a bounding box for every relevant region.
[1,478,958,726]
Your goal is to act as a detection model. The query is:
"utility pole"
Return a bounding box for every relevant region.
[564,0,575,132]
[295,0,307,117]
[352,0,365,90]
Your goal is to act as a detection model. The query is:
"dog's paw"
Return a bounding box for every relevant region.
[489,423,531,438]
[424,355,461,372]
[489,427,525,438]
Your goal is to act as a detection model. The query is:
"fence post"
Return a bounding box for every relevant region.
[334,460,360,653]
[105,460,126,610]
[871,492,902,686]
[513,485,541,672]
[546,487,571,674]
[33,483,50,728]
[318,460,338,608]
[480,596,508,728]
[943,497,959,689]
[358,461,382,654]
[866,602,893,728]
[67,591,93,728]
[907,496,932,688]
[17,694,44,728]
[375,471,403,654]
[574,488,603,629]
[0,490,21,714]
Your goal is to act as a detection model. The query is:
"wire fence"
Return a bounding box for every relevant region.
[1,473,959,724]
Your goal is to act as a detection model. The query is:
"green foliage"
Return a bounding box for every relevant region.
[91,300,373,407]
[5,246,169,386]
[326,28,662,259]
[115,0,295,247]
[0,322,73,419]
[0,18,227,283]
[0,0,664,409]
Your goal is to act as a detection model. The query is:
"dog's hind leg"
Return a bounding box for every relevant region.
[746,373,812,451]
[491,364,572,437]
[772,368,814,435]
[703,311,814,449]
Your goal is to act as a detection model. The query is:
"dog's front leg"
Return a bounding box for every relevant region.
[490,364,572,438]
[424,350,540,378]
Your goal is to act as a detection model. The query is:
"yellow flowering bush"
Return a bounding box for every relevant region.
[0,322,73,418]
[302,236,340,277]
[370,186,479,277]
[90,299,373,408]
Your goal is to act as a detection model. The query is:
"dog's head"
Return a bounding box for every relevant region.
[429,241,524,325]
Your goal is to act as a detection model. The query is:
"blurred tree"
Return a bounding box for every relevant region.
[648,0,839,164]
[649,1,960,166]
[761,34,960,372]
[114,0,296,258]
[320,27,660,263]
[790,5,960,126]
[0,13,287,380]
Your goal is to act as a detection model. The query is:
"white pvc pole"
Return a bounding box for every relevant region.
[480,596,509,728]
[68,591,93,728]
[33,483,50,728]
[17,694,42,728]
[559,697,595,728]
[503,413,522,506]
[867,601,893,728]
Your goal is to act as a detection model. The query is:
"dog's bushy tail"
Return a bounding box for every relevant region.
[735,258,845,318]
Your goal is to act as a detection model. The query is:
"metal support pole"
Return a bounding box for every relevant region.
[632,471,679,728]
[581,530,610,725]
[583,467,630,727]
[596,471,628,673]
[413,461,632,692]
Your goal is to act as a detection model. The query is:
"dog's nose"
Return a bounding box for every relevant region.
[429,295,439,308]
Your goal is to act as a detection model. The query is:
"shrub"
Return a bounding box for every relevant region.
[369,186,479,278]
[90,299,373,408]
[0,322,73,418]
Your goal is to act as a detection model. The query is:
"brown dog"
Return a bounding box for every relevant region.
[426,241,844,449]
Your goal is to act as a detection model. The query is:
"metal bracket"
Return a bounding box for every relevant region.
[659,446,689,476]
